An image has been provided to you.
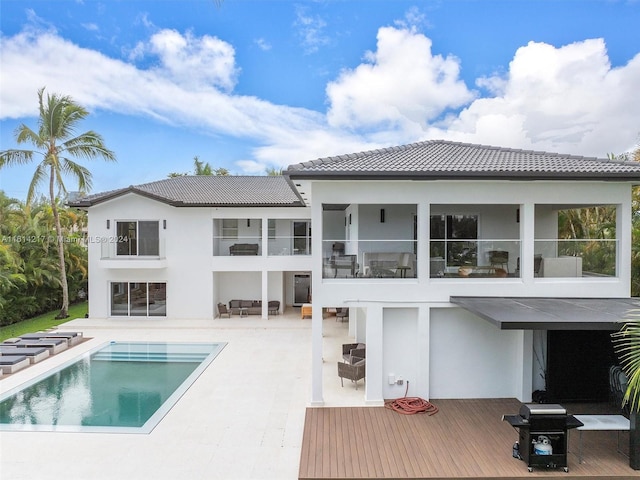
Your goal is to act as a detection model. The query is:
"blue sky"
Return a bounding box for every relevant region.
[1,0,639,201]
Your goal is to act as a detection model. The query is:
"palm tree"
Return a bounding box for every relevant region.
[613,317,640,411]
[0,88,115,318]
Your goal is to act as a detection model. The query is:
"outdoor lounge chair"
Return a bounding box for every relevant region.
[4,338,68,355]
[0,346,50,364]
[19,331,83,347]
[338,357,365,389]
[217,303,231,318]
[0,354,30,374]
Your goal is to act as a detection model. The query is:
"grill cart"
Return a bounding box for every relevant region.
[503,404,583,473]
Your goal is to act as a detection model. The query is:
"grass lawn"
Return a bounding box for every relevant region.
[0,302,88,342]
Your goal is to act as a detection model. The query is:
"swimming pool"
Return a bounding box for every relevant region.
[0,341,225,433]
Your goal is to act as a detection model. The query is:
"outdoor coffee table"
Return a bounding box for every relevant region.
[573,414,630,464]
[239,307,249,317]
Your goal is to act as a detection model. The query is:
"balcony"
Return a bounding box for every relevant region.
[534,239,617,278]
[268,236,312,256]
[100,238,167,269]
[322,240,417,279]
[429,239,521,278]
[213,236,262,256]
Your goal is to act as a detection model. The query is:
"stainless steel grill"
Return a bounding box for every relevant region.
[503,403,583,472]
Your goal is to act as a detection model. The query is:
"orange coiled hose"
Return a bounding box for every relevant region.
[384,381,439,415]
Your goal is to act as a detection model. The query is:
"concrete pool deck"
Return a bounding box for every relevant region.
[0,309,364,480]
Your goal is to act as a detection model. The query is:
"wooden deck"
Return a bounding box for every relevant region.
[299,398,637,479]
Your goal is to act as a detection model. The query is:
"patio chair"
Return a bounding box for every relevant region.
[268,300,280,315]
[342,343,365,363]
[217,303,231,318]
[338,357,365,389]
[489,250,509,273]
[335,307,349,322]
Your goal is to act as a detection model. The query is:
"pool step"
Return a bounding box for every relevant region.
[92,351,207,362]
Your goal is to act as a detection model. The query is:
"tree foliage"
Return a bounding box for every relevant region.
[0,87,114,318]
[0,191,87,326]
[168,155,229,177]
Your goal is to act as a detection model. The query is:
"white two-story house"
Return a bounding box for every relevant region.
[284,140,640,406]
[71,175,312,320]
[74,140,640,408]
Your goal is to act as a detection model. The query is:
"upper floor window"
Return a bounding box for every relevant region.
[222,219,238,239]
[116,221,159,256]
[430,214,478,266]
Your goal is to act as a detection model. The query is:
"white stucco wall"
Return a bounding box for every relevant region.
[429,307,521,398]
[85,194,310,319]
[382,307,420,400]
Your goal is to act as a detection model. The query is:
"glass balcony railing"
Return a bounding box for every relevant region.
[322,239,417,279]
[267,236,312,256]
[429,239,521,278]
[534,239,617,277]
[213,236,262,256]
[100,237,166,259]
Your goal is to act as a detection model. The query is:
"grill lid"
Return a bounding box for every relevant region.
[519,403,567,418]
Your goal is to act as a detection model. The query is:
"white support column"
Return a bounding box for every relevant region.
[261,269,268,319]
[515,329,534,402]
[618,198,632,290]
[310,302,324,406]
[310,196,324,406]
[418,203,430,283]
[520,202,535,282]
[365,305,384,405]
[417,305,431,400]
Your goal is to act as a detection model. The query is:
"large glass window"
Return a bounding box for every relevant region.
[116,221,159,256]
[430,214,478,266]
[293,221,312,255]
[110,282,166,316]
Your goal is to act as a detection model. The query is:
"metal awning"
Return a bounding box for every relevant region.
[449,297,640,330]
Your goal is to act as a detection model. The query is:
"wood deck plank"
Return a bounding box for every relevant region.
[299,399,637,480]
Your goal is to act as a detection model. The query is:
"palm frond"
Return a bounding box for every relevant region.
[60,157,93,192]
[15,124,45,148]
[26,163,49,206]
[612,314,640,413]
[62,131,117,162]
[0,149,35,167]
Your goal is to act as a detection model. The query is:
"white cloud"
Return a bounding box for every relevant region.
[255,38,272,51]
[81,23,99,32]
[436,39,640,155]
[394,6,429,32]
[326,26,475,132]
[146,29,239,91]
[294,5,330,54]
[0,27,334,172]
[1,24,639,178]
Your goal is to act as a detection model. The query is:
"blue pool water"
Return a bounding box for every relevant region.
[0,341,225,433]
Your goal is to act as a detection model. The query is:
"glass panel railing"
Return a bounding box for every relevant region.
[534,239,617,277]
[429,239,521,278]
[213,236,262,256]
[267,236,312,256]
[322,239,417,279]
[101,237,166,259]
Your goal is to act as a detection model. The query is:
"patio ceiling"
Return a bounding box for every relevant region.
[450,296,640,330]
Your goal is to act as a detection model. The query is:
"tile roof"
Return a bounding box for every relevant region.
[285,140,640,180]
[70,175,305,207]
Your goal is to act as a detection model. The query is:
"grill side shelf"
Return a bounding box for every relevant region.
[502,414,529,428]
